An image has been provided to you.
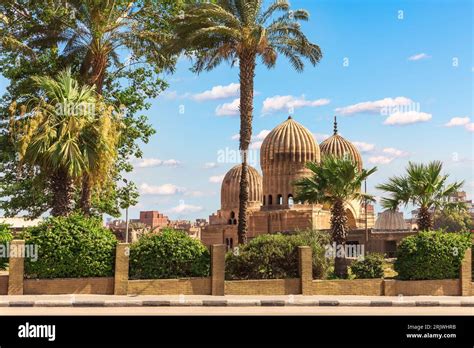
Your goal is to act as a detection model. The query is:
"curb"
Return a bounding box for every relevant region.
[0,299,472,308]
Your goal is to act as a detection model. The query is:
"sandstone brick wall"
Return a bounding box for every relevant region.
[384,279,460,296]
[308,279,383,296]
[128,278,212,295]
[24,277,114,295]
[0,274,8,295]
[225,279,300,295]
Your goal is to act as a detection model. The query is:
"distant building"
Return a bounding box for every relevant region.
[0,217,43,234]
[137,211,170,231]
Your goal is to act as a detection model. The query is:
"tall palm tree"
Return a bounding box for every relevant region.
[166,0,322,243]
[377,161,465,231]
[295,156,377,278]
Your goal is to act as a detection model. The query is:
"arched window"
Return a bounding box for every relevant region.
[230,238,233,249]
[268,195,273,205]
[277,194,283,205]
[233,219,237,225]
[225,238,230,250]
[228,219,232,225]
[263,196,266,205]
[288,194,294,206]
[230,211,235,219]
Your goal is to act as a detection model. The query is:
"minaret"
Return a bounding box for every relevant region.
[333,115,338,135]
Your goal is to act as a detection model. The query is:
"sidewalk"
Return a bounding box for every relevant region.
[1,294,473,307]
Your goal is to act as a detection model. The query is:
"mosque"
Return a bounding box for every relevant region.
[201,116,415,255]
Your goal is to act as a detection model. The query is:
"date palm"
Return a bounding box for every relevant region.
[377,161,465,231]
[166,0,322,243]
[295,156,377,278]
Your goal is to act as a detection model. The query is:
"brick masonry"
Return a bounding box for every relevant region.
[128,278,211,295]
[0,274,8,295]
[460,248,472,296]
[8,240,24,295]
[114,243,130,295]
[225,279,300,295]
[24,277,114,295]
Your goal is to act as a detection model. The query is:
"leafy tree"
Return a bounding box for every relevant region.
[294,155,377,278]
[0,223,13,271]
[377,161,465,231]
[165,0,322,244]
[350,253,384,279]
[433,209,472,232]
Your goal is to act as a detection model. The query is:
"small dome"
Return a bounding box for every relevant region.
[374,210,408,231]
[221,164,262,210]
[320,116,362,170]
[260,116,320,167]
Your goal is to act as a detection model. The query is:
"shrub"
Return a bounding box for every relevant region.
[225,230,331,280]
[0,224,13,270]
[23,214,117,278]
[395,231,471,280]
[129,228,210,279]
[350,253,384,279]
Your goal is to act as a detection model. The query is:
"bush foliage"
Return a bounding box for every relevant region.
[0,224,13,270]
[350,253,384,279]
[225,230,331,280]
[129,228,210,279]
[395,231,471,280]
[23,214,117,278]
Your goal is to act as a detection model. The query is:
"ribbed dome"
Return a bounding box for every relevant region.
[320,117,362,171]
[221,164,262,210]
[374,210,408,231]
[260,116,320,167]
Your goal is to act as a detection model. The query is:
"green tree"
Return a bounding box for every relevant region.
[165,0,322,244]
[377,161,465,232]
[294,156,377,278]
[433,209,472,232]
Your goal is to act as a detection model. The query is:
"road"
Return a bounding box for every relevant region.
[1,306,473,315]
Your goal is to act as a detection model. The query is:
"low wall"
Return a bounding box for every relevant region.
[24,277,114,295]
[0,274,8,295]
[384,279,460,296]
[225,279,300,295]
[128,278,211,295]
[308,279,383,296]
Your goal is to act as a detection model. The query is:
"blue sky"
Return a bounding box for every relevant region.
[1,0,473,221]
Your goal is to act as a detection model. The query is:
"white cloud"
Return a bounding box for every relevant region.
[216,98,240,116]
[382,147,408,157]
[161,90,190,100]
[314,133,330,143]
[209,174,225,183]
[254,129,271,140]
[383,111,432,125]
[193,83,239,101]
[231,129,270,149]
[204,162,218,169]
[262,95,330,114]
[335,97,413,116]
[135,158,181,168]
[167,202,204,214]
[139,183,185,195]
[465,123,474,132]
[368,156,393,164]
[250,141,263,150]
[231,134,240,140]
[444,117,470,127]
[408,53,430,61]
[352,141,375,153]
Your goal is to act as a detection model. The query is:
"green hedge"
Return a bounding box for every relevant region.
[395,231,471,280]
[129,229,210,279]
[225,230,331,280]
[0,224,13,270]
[350,253,384,279]
[22,214,117,278]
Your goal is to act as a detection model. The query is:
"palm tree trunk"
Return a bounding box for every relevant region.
[237,50,256,245]
[417,206,432,231]
[331,199,348,278]
[80,173,92,216]
[50,169,73,216]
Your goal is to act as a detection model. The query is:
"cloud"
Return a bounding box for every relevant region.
[352,141,375,153]
[167,202,204,214]
[160,90,190,100]
[231,129,271,149]
[139,183,185,195]
[254,129,271,140]
[335,97,413,116]
[314,133,330,143]
[216,98,240,116]
[135,158,181,168]
[465,123,474,132]
[368,156,393,164]
[193,83,239,101]
[262,95,330,114]
[383,111,432,125]
[231,134,240,140]
[382,147,408,157]
[204,162,218,169]
[250,141,263,150]
[408,53,431,61]
[209,174,225,183]
[444,116,470,127]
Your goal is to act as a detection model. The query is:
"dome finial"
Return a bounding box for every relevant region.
[288,115,292,120]
[333,115,338,135]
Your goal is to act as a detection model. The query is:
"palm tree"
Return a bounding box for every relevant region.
[166,0,322,243]
[377,161,465,231]
[295,156,377,278]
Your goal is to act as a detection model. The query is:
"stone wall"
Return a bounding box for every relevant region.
[308,279,383,296]
[0,274,8,295]
[24,278,114,295]
[128,278,211,295]
[225,279,300,295]
[384,279,460,296]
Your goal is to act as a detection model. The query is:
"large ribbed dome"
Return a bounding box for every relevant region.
[221,164,262,210]
[260,116,320,167]
[374,210,408,231]
[320,117,362,171]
